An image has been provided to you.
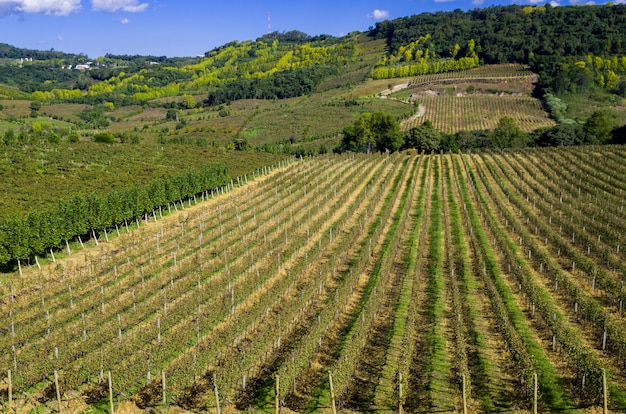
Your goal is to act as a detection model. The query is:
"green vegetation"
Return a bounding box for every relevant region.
[0,4,624,274]
[3,149,626,413]
[372,36,479,79]
[339,109,621,154]
[2,4,626,413]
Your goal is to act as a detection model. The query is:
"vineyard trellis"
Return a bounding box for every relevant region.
[1,146,626,413]
[402,95,555,134]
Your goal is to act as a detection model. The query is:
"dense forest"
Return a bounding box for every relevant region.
[370,4,626,94]
[371,5,626,63]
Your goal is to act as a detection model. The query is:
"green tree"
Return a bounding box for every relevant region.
[342,113,374,152]
[342,112,403,153]
[67,132,80,143]
[370,112,403,152]
[404,120,441,152]
[181,94,197,109]
[166,108,179,121]
[233,137,250,151]
[492,116,529,148]
[584,111,612,143]
[30,101,42,112]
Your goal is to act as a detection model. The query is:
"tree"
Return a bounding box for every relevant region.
[67,132,80,143]
[530,123,587,146]
[615,80,626,97]
[342,112,403,153]
[30,101,42,112]
[404,120,441,152]
[341,113,374,152]
[181,94,197,109]
[166,108,180,121]
[370,112,403,152]
[233,137,250,151]
[584,111,612,143]
[491,117,529,148]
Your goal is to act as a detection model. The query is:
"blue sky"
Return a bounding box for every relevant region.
[0,0,619,58]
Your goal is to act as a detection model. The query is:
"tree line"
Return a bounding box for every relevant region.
[0,164,229,269]
[339,111,624,154]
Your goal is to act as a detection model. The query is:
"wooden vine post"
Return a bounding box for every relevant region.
[328,371,337,414]
[602,368,608,414]
[462,374,468,414]
[54,370,62,413]
[162,370,167,406]
[213,373,221,414]
[533,372,538,414]
[108,371,114,414]
[275,375,280,414]
[398,372,404,414]
[7,369,12,412]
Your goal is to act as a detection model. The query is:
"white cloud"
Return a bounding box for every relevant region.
[367,9,389,20]
[91,0,148,12]
[471,0,484,5]
[120,16,128,23]
[0,0,81,16]
[434,0,454,3]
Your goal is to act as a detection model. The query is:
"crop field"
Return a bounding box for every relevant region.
[0,142,285,220]
[1,146,626,413]
[408,63,535,85]
[406,95,555,133]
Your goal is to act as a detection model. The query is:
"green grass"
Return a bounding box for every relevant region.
[459,156,574,411]
[444,156,499,412]
[424,158,453,409]
[561,92,626,125]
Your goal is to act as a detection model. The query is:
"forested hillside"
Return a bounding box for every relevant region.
[371,4,626,63]
[370,4,626,96]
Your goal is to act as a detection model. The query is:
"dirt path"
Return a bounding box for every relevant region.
[379,82,411,98]
[400,104,426,130]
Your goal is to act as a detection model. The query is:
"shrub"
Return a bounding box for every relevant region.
[93,132,115,144]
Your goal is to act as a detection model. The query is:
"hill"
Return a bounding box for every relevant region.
[0,5,625,267]
[2,5,626,413]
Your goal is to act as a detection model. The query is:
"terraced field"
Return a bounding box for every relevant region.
[1,146,626,413]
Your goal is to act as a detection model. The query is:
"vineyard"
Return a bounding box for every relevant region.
[405,95,555,134]
[408,63,535,85]
[1,146,626,413]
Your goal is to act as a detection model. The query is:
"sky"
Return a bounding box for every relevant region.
[0,0,621,58]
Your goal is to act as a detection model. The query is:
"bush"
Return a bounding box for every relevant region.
[92,132,115,144]
[67,132,80,143]
[233,137,250,151]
